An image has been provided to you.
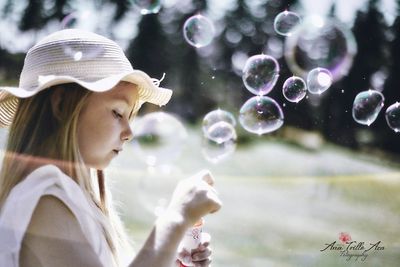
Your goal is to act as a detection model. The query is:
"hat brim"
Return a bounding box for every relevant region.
[0,70,173,127]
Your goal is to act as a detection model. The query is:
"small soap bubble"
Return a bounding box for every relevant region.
[61,10,96,30]
[352,90,385,126]
[242,54,280,96]
[282,76,307,103]
[274,11,301,36]
[131,112,187,166]
[183,15,215,48]
[307,67,333,94]
[385,102,400,132]
[60,11,103,60]
[131,0,162,15]
[239,96,284,135]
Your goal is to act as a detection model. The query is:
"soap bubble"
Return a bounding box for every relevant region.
[239,96,284,135]
[385,102,400,132]
[183,15,215,48]
[61,10,97,31]
[274,11,301,36]
[202,136,237,164]
[282,76,307,102]
[242,54,280,96]
[131,0,162,15]
[130,112,187,166]
[202,109,236,142]
[352,90,385,126]
[285,15,357,81]
[307,67,332,94]
[60,11,104,60]
[137,165,184,217]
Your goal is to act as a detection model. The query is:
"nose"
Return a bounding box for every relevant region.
[121,122,133,142]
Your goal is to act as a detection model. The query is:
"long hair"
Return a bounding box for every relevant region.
[0,83,131,266]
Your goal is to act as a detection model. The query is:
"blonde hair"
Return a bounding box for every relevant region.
[0,83,131,266]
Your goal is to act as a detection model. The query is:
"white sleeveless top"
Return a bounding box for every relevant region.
[0,164,115,267]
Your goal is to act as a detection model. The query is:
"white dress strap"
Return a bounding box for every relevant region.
[0,164,114,267]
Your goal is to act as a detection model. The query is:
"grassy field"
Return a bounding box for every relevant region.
[106,128,400,267]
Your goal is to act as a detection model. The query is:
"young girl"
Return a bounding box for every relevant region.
[0,29,222,267]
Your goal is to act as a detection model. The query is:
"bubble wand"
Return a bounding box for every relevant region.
[177,218,205,267]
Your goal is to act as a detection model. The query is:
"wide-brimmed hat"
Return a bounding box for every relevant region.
[0,29,173,127]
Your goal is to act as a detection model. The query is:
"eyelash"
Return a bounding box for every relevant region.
[112,110,123,119]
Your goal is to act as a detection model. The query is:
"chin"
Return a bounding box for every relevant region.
[86,160,111,170]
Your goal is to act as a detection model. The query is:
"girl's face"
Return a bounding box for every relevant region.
[77,82,138,169]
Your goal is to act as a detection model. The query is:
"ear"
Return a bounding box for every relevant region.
[50,87,64,121]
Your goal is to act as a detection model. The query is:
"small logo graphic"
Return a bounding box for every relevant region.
[320,232,384,262]
[339,232,352,244]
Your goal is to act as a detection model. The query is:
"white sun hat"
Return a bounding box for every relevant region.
[0,29,173,127]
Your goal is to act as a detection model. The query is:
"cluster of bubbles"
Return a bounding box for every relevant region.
[201,109,237,163]
[284,15,357,82]
[238,53,334,134]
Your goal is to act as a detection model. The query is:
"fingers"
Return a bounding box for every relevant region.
[191,245,212,267]
[190,169,215,186]
[192,248,211,261]
[200,232,211,245]
[192,258,212,267]
[206,190,222,214]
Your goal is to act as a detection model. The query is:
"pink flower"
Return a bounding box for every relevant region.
[339,232,352,244]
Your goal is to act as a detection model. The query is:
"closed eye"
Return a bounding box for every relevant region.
[112,110,123,119]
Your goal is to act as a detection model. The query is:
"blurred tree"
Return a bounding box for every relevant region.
[19,0,46,31]
[163,0,215,123]
[377,2,400,154]
[325,0,388,148]
[109,0,131,22]
[126,14,169,78]
[0,48,24,82]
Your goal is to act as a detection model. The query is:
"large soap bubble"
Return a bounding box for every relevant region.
[239,96,284,135]
[242,54,280,96]
[285,15,357,81]
[352,90,385,126]
[183,15,215,48]
[130,112,187,166]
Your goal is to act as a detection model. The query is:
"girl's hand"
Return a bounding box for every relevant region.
[176,232,212,267]
[167,170,222,227]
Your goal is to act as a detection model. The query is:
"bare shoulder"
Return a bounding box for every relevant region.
[20,195,103,267]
